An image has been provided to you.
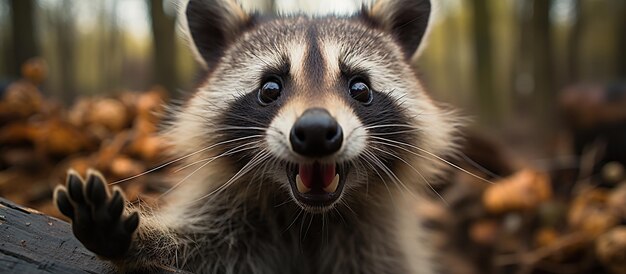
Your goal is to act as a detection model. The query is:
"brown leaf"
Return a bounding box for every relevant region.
[483,168,552,214]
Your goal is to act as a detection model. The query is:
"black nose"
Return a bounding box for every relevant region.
[290,108,343,157]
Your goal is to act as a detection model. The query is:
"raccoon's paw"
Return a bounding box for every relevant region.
[54,169,139,260]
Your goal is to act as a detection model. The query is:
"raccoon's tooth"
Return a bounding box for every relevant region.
[296,175,311,193]
[323,174,340,193]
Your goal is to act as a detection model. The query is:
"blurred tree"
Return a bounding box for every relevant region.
[8,0,38,79]
[472,0,496,122]
[149,0,178,94]
[567,0,582,82]
[512,0,533,117]
[532,0,554,127]
[56,0,77,104]
[617,1,626,78]
[98,0,122,93]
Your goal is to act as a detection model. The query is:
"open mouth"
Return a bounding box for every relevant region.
[286,162,348,209]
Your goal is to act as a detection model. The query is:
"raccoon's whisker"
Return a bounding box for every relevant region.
[362,149,414,213]
[360,150,394,202]
[173,141,263,173]
[349,121,418,141]
[302,211,315,240]
[188,150,271,205]
[347,157,367,196]
[248,166,264,200]
[283,208,303,233]
[368,129,422,136]
[212,151,271,197]
[213,126,268,132]
[256,157,279,202]
[212,122,282,136]
[344,127,368,143]
[248,154,275,201]
[363,150,404,191]
[254,157,271,199]
[169,157,219,201]
[165,144,264,200]
[459,152,502,179]
[299,212,309,246]
[406,110,442,119]
[197,100,282,134]
[338,199,357,217]
[162,143,264,198]
[274,196,294,208]
[108,135,264,185]
[218,111,282,133]
[353,159,370,197]
[370,136,494,185]
[368,146,421,201]
[322,212,328,247]
[362,123,420,130]
[213,119,275,131]
[369,144,448,206]
[333,207,347,226]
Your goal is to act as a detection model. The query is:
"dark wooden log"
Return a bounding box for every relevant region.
[0,198,186,274]
[0,197,116,273]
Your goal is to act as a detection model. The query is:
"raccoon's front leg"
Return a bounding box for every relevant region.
[54,170,177,269]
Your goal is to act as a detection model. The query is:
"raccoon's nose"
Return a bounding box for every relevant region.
[290,108,343,157]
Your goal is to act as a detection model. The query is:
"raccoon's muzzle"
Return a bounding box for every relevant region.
[286,108,347,210]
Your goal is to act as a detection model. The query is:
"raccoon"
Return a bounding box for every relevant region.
[54,0,459,273]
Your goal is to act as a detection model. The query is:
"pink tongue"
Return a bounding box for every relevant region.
[298,163,336,188]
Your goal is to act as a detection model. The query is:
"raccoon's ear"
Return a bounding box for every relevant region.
[362,0,431,60]
[183,0,253,68]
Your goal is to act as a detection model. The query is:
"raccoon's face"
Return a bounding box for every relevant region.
[176,0,456,212]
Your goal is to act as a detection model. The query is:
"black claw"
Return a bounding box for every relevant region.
[56,169,137,259]
[124,212,140,233]
[86,173,107,205]
[67,173,86,204]
[108,191,124,217]
[55,189,74,219]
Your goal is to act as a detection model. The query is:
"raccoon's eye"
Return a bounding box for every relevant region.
[258,80,282,105]
[348,79,372,104]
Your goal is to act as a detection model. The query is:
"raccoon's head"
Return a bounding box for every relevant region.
[174,0,457,213]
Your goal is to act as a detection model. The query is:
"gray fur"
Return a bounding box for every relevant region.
[97,0,457,273]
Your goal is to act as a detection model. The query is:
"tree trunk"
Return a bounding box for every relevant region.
[98,0,121,93]
[617,1,626,78]
[472,0,496,122]
[532,0,555,130]
[9,0,38,78]
[512,1,533,113]
[56,0,77,104]
[149,0,178,94]
[567,0,582,83]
